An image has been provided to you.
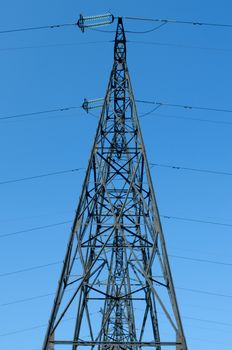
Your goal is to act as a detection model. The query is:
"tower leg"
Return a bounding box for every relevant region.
[47,334,54,350]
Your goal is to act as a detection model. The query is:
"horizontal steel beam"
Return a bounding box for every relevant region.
[50,340,181,346]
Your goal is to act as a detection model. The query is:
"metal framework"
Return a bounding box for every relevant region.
[43,17,187,350]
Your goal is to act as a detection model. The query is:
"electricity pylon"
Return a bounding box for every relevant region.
[43,17,187,350]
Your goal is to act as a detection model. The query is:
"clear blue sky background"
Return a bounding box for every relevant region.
[0,0,232,349]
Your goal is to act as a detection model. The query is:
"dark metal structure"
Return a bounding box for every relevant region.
[43,17,187,350]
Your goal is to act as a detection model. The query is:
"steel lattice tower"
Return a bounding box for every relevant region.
[43,17,187,350]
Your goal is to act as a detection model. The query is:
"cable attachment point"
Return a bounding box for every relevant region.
[77,13,114,32]
[82,98,104,113]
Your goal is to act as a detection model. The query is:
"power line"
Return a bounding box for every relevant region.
[1,252,228,280]
[3,107,230,126]
[88,16,232,35]
[0,287,80,308]
[177,286,232,299]
[0,220,72,239]
[129,40,232,53]
[0,287,75,308]
[63,103,232,126]
[0,324,229,346]
[2,280,232,310]
[125,22,167,34]
[0,106,80,121]
[1,16,232,37]
[3,109,231,126]
[147,111,232,126]
[0,40,111,52]
[182,315,232,328]
[0,168,83,185]
[3,161,229,188]
[0,261,62,278]
[151,162,232,176]
[169,254,232,267]
[139,105,162,117]
[0,252,231,312]
[1,213,232,240]
[136,99,232,114]
[88,23,167,34]
[1,252,230,281]
[0,315,93,338]
[0,39,229,53]
[88,110,100,119]
[87,27,115,33]
[0,323,47,337]
[1,112,87,125]
[1,297,232,339]
[161,215,232,228]
[0,292,55,307]
[0,23,75,35]
[124,16,232,29]
[2,99,231,123]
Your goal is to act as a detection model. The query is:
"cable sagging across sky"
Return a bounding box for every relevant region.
[124,16,232,28]
[0,23,75,35]
[136,99,232,113]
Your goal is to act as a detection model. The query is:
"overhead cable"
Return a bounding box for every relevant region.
[125,22,167,34]
[0,40,229,53]
[151,162,232,177]
[0,292,55,307]
[0,287,77,308]
[177,286,232,299]
[124,16,232,29]
[0,106,80,121]
[161,215,232,228]
[129,40,232,53]
[139,105,162,117]
[1,296,232,339]
[0,168,83,185]
[1,161,231,188]
[1,99,231,123]
[88,22,169,34]
[87,27,115,33]
[0,40,111,52]
[148,112,232,126]
[0,23,75,35]
[1,213,232,240]
[0,323,47,337]
[2,279,232,309]
[136,99,232,114]
[182,315,232,327]
[1,252,231,281]
[0,221,72,239]
[169,254,232,267]
[0,261,62,278]
[1,16,232,37]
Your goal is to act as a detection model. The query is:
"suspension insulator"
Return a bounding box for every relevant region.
[77,13,114,32]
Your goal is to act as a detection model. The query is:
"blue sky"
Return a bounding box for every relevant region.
[0,0,232,349]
